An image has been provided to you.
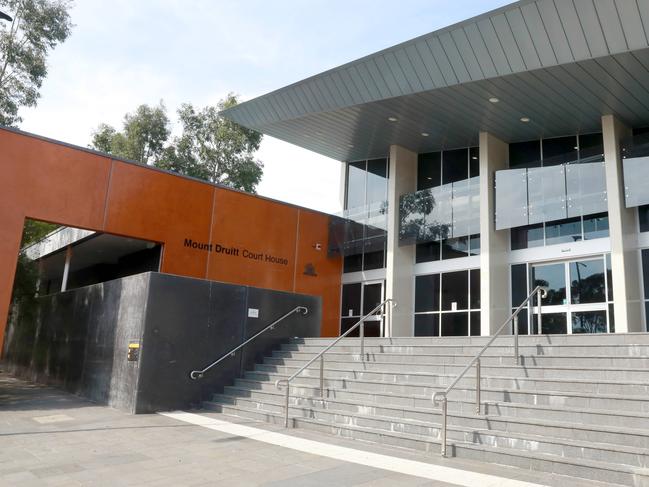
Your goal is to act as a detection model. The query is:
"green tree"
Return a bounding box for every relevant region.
[90,101,170,165]
[156,94,263,193]
[0,0,73,126]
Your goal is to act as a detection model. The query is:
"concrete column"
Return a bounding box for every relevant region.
[61,245,72,292]
[479,132,510,335]
[602,115,643,332]
[385,145,417,336]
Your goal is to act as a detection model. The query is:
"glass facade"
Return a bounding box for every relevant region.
[330,158,388,273]
[401,147,480,262]
[640,205,649,232]
[622,132,649,208]
[496,134,606,231]
[511,213,609,250]
[643,250,649,332]
[340,281,385,337]
[414,269,480,336]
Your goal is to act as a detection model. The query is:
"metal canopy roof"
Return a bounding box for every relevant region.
[221,0,649,162]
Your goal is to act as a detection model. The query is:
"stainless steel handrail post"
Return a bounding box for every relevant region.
[432,286,547,456]
[537,287,543,334]
[319,356,325,398]
[514,315,519,365]
[190,305,308,380]
[360,319,365,362]
[475,358,481,415]
[275,298,397,428]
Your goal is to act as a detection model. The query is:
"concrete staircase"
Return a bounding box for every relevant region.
[202,334,649,486]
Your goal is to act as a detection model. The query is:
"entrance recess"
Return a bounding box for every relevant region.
[340,280,386,337]
[529,256,611,334]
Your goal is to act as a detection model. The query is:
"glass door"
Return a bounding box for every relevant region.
[340,280,385,337]
[529,256,610,334]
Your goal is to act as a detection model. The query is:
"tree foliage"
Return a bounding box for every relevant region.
[91,94,264,193]
[0,0,73,126]
[90,102,170,165]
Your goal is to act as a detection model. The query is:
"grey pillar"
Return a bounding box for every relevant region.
[602,115,643,332]
[386,145,417,336]
[479,132,510,335]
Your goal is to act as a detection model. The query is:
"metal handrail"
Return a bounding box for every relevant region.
[275,298,397,427]
[189,306,308,380]
[432,285,548,457]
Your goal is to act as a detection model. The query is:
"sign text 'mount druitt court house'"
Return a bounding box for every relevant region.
[4,1,649,485]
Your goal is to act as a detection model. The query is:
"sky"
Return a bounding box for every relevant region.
[20,0,510,215]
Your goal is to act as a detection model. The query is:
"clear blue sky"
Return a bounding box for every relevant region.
[21,0,511,213]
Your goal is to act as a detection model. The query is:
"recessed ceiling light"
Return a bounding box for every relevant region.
[520,117,530,123]
[489,97,500,103]
[573,146,579,150]
[426,177,432,180]
[421,132,429,137]
[471,156,478,160]
[388,116,398,122]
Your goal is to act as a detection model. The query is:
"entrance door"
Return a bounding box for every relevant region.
[340,280,385,337]
[529,256,610,334]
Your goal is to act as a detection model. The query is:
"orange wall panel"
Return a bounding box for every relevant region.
[104,162,214,278]
[294,210,342,337]
[207,190,298,291]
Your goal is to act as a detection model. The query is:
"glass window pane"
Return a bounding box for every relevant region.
[542,136,578,166]
[545,217,582,246]
[566,162,607,218]
[363,250,384,271]
[572,311,607,334]
[495,169,528,230]
[570,259,605,304]
[416,241,440,263]
[643,249,649,300]
[579,133,604,163]
[366,158,387,205]
[415,274,440,312]
[341,317,360,337]
[343,254,362,273]
[470,269,480,310]
[532,263,566,306]
[527,165,567,224]
[583,213,609,240]
[441,312,469,336]
[607,253,613,302]
[442,271,468,311]
[514,308,529,335]
[469,147,480,177]
[428,185,453,240]
[418,152,441,190]
[442,236,469,260]
[640,205,649,232]
[452,179,471,237]
[469,234,481,255]
[622,155,649,208]
[415,314,439,337]
[511,224,544,250]
[346,161,366,210]
[509,140,541,169]
[362,283,383,315]
[539,313,567,334]
[511,264,528,307]
[609,303,615,333]
[470,311,481,336]
[442,149,468,184]
[341,283,361,317]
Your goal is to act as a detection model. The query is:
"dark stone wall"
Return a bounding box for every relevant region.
[3,272,321,413]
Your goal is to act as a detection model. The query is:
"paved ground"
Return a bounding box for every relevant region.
[0,369,604,487]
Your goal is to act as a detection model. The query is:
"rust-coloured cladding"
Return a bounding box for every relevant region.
[0,127,342,352]
[207,190,298,291]
[294,210,342,337]
[104,161,214,278]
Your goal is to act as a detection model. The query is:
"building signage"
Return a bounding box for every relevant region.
[183,238,289,266]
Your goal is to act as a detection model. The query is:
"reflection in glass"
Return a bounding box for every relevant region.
[441,312,468,336]
[418,152,441,190]
[366,159,388,205]
[469,234,480,255]
[572,311,607,334]
[511,224,544,250]
[537,313,567,334]
[346,161,366,210]
[545,217,581,245]
[532,264,566,305]
[583,213,609,240]
[442,237,469,260]
[543,136,578,166]
[442,271,468,311]
[570,259,605,304]
[566,162,607,218]
[622,156,649,208]
[415,314,439,337]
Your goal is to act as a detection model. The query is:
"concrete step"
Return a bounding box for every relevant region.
[292,333,649,346]
[270,350,649,368]
[215,387,649,449]
[244,369,649,400]
[235,375,649,413]
[281,342,649,357]
[257,360,649,382]
[205,404,649,487]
